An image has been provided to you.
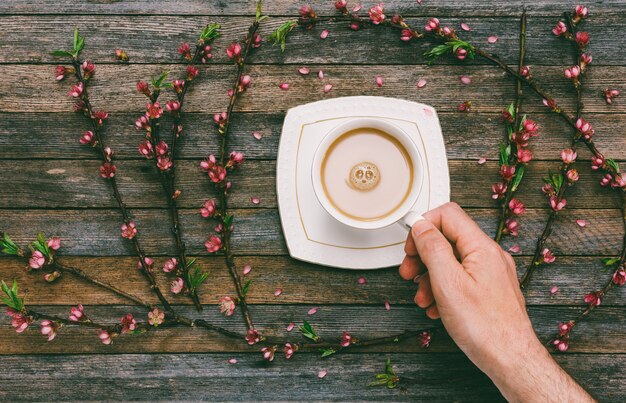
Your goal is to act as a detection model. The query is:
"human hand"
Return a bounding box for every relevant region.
[399,202,593,402]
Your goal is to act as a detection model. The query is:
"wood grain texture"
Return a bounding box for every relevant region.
[2,0,624,17]
[0,159,619,209]
[0,208,623,256]
[0,15,624,65]
[1,64,623,114]
[5,112,626,161]
[0,256,623,306]
[0,305,625,354]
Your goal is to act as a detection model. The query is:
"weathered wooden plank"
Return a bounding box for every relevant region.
[2,0,624,17]
[0,159,619,209]
[4,112,626,161]
[0,208,622,256]
[0,305,624,354]
[0,15,623,65]
[1,64,623,114]
[0,256,622,306]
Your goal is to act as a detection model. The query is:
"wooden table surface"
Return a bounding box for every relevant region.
[1,1,625,401]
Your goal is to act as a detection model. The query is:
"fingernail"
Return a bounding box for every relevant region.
[413,275,421,284]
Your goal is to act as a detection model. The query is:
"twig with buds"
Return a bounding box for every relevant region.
[52,29,174,315]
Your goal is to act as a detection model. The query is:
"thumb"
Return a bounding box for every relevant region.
[410,219,467,287]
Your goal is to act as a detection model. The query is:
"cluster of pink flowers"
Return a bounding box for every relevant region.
[7,308,33,333]
[69,304,88,322]
[298,5,317,29]
[552,321,574,352]
[120,313,137,334]
[604,88,620,105]
[178,41,213,64]
[420,330,432,348]
[28,236,61,270]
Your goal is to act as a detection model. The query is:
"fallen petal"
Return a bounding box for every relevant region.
[228,358,238,364]
[279,83,290,90]
[251,197,260,205]
[243,265,252,275]
[416,79,427,88]
[323,84,333,93]
[318,70,324,79]
[357,277,367,284]
[460,75,472,85]
[487,36,498,44]
[423,107,433,116]
[308,307,318,315]
[508,245,521,253]
[384,300,390,311]
[576,219,587,227]
[375,75,383,87]
[274,288,283,297]
[550,285,559,295]
[318,370,328,378]
[252,131,263,140]
[320,30,330,39]
[477,157,487,165]
[287,322,295,332]
[298,67,310,75]
[352,4,362,12]
[460,22,471,31]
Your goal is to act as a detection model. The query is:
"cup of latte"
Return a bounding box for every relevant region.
[311,118,425,230]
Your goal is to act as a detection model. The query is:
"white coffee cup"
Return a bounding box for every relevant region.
[311,118,425,230]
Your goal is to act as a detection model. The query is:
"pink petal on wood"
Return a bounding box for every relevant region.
[308,307,318,315]
[550,285,559,295]
[487,36,498,43]
[460,75,472,85]
[318,370,328,378]
[416,79,427,88]
[286,322,295,332]
[228,358,238,364]
[384,301,390,311]
[357,277,367,284]
[252,131,263,140]
[251,197,260,205]
[323,84,333,93]
[274,288,283,297]
[423,107,433,116]
[460,22,471,31]
[352,4,362,12]
[279,83,290,90]
[298,67,310,75]
[576,219,587,227]
[375,75,383,87]
[477,157,487,165]
[508,245,521,253]
[243,265,252,275]
[318,70,324,79]
[320,30,330,39]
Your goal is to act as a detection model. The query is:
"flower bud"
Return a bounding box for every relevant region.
[566,168,579,183]
[552,21,567,36]
[424,17,440,32]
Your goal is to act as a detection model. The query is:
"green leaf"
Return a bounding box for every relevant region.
[73,28,79,51]
[49,50,74,58]
[1,233,21,256]
[602,257,620,266]
[320,348,337,358]
[200,23,221,41]
[187,266,209,292]
[255,0,263,21]
[222,214,234,230]
[605,158,621,174]
[151,71,170,90]
[368,358,399,389]
[385,357,396,376]
[241,279,252,298]
[1,280,25,311]
[424,43,451,60]
[510,165,525,192]
[499,142,511,166]
[507,102,515,118]
[518,114,527,132]
[268,20,297,52]
[299,320,320,342]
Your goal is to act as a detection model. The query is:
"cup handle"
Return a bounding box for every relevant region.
[398,211,425,231]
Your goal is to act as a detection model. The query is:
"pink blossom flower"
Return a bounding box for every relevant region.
[552,21,567,36]
[491,182,507,200]
[559,321,573,336]
[69,304,86,322]
[45,239,60,255]
[99,329,112,345]
[92,110,108,125]
[162,258,178,273]
[120,221,137,239]
[284,343,296,359]
[148,308,165,326]
[262,346,276,362]
[146,102,163,119]
[246,329,260,345]
[55,65,70,81]
[552,338,569,352]
[335,0,348,12]
[11,312,32,333]
[508,198,526,215]
[228,151,245,167]
[566,169,579,183]
[574,5,589,20]
[178,42,192,60]
[219,296,236,316]
[79,130,95,146]
[541,248,556,264]
[604,88,620,105]
[613,268,626,286]
[368,3,385,24]
[299,4,316,20]
[441,26,454,38]
[561,148,577,163]
[138,140,153,158]
[186,66,199,80]
[522,119,539,134]
[68,82,83,98]
[503,218,519,236]
[424,18,440,33]
[205,235,222,253]
[154,141,168,157]
[40,319,59,341]
[591,155,604,170]
[399,29,412,42]
[136,80,150,96]
[512,131,530,147]
[173,79,185,94]
[29,250,46,269]
[171,277,184,294]
[157,156,172,171]
[516,148,532,163]
[564,65,581,80]
[135,114,150,131]
[500,164,516,181]
[82,61,96,79]
[213,112,227,127]
[575,118,594,140]
[420,331,432,348]
[165,100,180,112]
[120,313,137,334]
[238,75,252,92]
[575,31,589,48]
[200,199,217,218]
[226,42,242,62]
[550,196,567,211]
[520,66,531,78]
[579,53,592,70]
[251,33,262,48]
[208,165,227,183]
[341,331,354,347]
[584,290,602,306]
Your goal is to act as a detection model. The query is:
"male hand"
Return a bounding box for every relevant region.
[399,202,594,402]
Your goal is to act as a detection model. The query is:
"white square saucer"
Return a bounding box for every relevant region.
[277,96,450,269]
